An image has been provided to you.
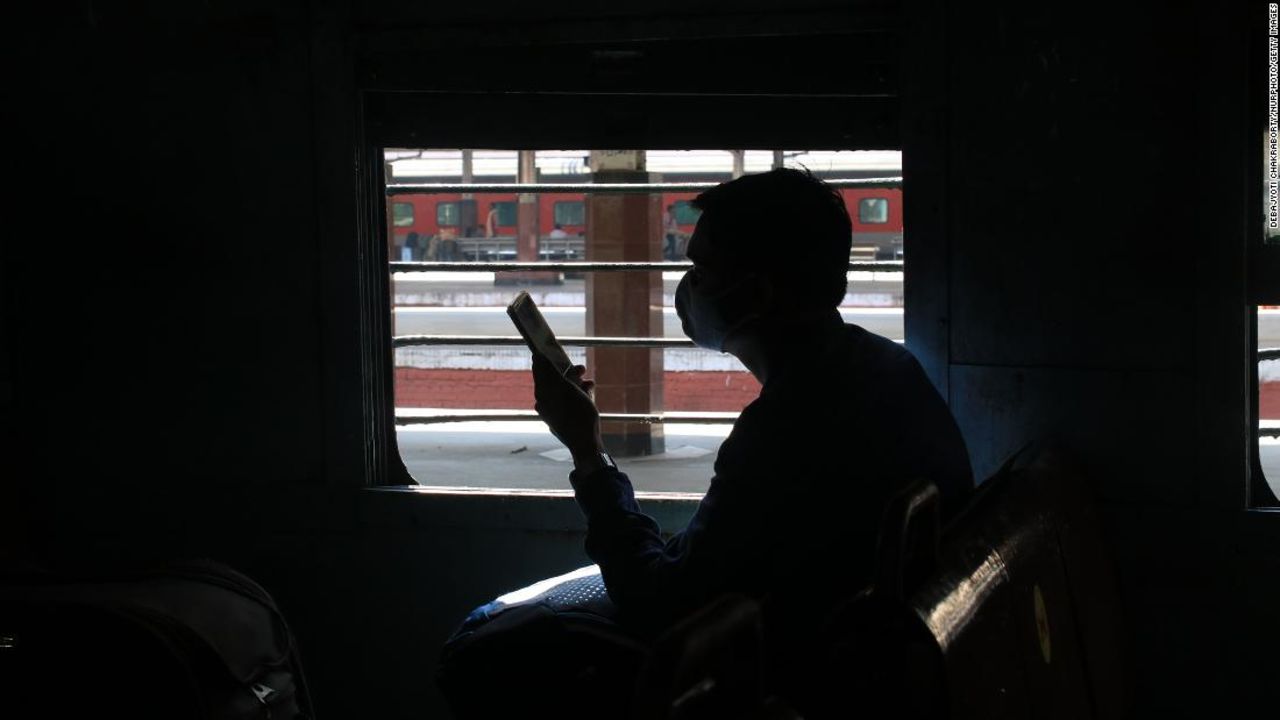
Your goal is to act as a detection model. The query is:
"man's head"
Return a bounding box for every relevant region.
[676,169,852,351]
[686,168,851,311]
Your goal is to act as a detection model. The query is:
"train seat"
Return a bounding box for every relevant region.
[631,594,801,720]
[629,447,1126,719]
[795,446,1126,719]
[440,447,1125,719]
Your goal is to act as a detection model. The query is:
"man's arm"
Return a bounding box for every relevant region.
[568,433,772,629]
[532,353,771,626]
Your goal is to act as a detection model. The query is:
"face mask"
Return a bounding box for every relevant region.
[675,269,763,352]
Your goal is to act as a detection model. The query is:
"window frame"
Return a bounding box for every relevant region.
[361,87,900,489]
[1250,5,1280,507]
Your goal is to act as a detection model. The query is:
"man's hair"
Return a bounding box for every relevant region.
[691,168,852,310]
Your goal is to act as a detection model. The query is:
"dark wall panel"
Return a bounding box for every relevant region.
[944,3,1195,370]
[9,6,324,493]
[950,365,1197,505]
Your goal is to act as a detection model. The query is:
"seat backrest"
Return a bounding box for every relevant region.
[910,448,1125,718]
[807,447,1125,720]
[631,594,776,720]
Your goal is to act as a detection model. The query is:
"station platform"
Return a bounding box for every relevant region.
[398,413,730,495]
[398,413,1280,499]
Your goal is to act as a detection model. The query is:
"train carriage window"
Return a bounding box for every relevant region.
[858,197,889,224]
[392,202,415,227]
[491,201,517,227]
[672,200,701,225]
[553,201,585,226]
[1254,86,1280,505]
[385,149,902,493]
[437,202,460,226]
[1260,308,1279,501]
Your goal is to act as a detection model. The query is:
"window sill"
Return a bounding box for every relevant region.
[360,485,700,534]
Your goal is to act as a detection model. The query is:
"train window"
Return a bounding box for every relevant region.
[672,200,701,225]
[1254,106,1280,505]
[1260,307,1279,501]
[392,202,415,227]
[386,149,903,493]
[491,201,517,227]
[553,200,585,226]
[437,202,460,226]
[858,197,889,224]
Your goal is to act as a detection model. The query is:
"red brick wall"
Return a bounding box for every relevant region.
[394,368,761,412]
[1263,382,1279,419]
[394,370,1280,419]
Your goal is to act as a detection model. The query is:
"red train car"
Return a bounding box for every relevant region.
[389,187,903,261]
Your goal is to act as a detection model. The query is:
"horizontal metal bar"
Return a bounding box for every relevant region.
[396,411,737,426]
[1260,348,1280,361]
[387,178,903,196]
[401,413,1280,435]
[390,261,905,273]
[395,335,695,348]
[393,261,686,272]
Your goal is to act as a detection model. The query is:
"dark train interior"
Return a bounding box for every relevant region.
[3,1,1277,718]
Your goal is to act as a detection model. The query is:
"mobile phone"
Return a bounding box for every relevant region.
[507,291,575,377]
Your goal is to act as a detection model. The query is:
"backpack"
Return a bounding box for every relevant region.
[437,565,649,720]
[0,559,315,720]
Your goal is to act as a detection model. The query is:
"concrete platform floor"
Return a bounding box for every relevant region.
[399,418,1280,500]
[398,417,729,494]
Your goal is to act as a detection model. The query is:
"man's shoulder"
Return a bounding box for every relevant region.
[836,324,923,383]
[842,323,910,359]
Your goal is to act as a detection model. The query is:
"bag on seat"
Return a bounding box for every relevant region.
[0,559,315,720]
[437,565,649,720]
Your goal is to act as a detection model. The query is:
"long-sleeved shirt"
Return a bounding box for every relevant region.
[569,320,973,640]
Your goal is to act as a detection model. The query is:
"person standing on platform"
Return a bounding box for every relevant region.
[663,203,680,259]
[401,231,419,262]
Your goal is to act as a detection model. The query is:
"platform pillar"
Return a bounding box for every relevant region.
[586,151,665,457]
[496,150,560,285]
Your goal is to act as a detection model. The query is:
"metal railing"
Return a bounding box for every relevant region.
[1262,349,1280,440]
[397,411,739,427]
[391,260,903,273]
[396,335,695,349]
[386,180,1279,441]
[389,177,904,429]
[387,178,903,196]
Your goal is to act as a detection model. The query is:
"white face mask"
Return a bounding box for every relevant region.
[674,268,764,352]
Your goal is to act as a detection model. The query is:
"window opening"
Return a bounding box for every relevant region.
[1260,309,1280,499]
[672,200,702,225]
[858,197,889,224]
[437,202,460,227]
[386,149,903,492]
[1255,57,1280,504]
[491,201,517,227]
[392,202,415,227]
[553,200,586,227]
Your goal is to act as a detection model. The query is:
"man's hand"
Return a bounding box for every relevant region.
[532,354,604,462]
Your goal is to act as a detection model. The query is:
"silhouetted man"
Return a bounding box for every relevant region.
[532,169,973,686]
